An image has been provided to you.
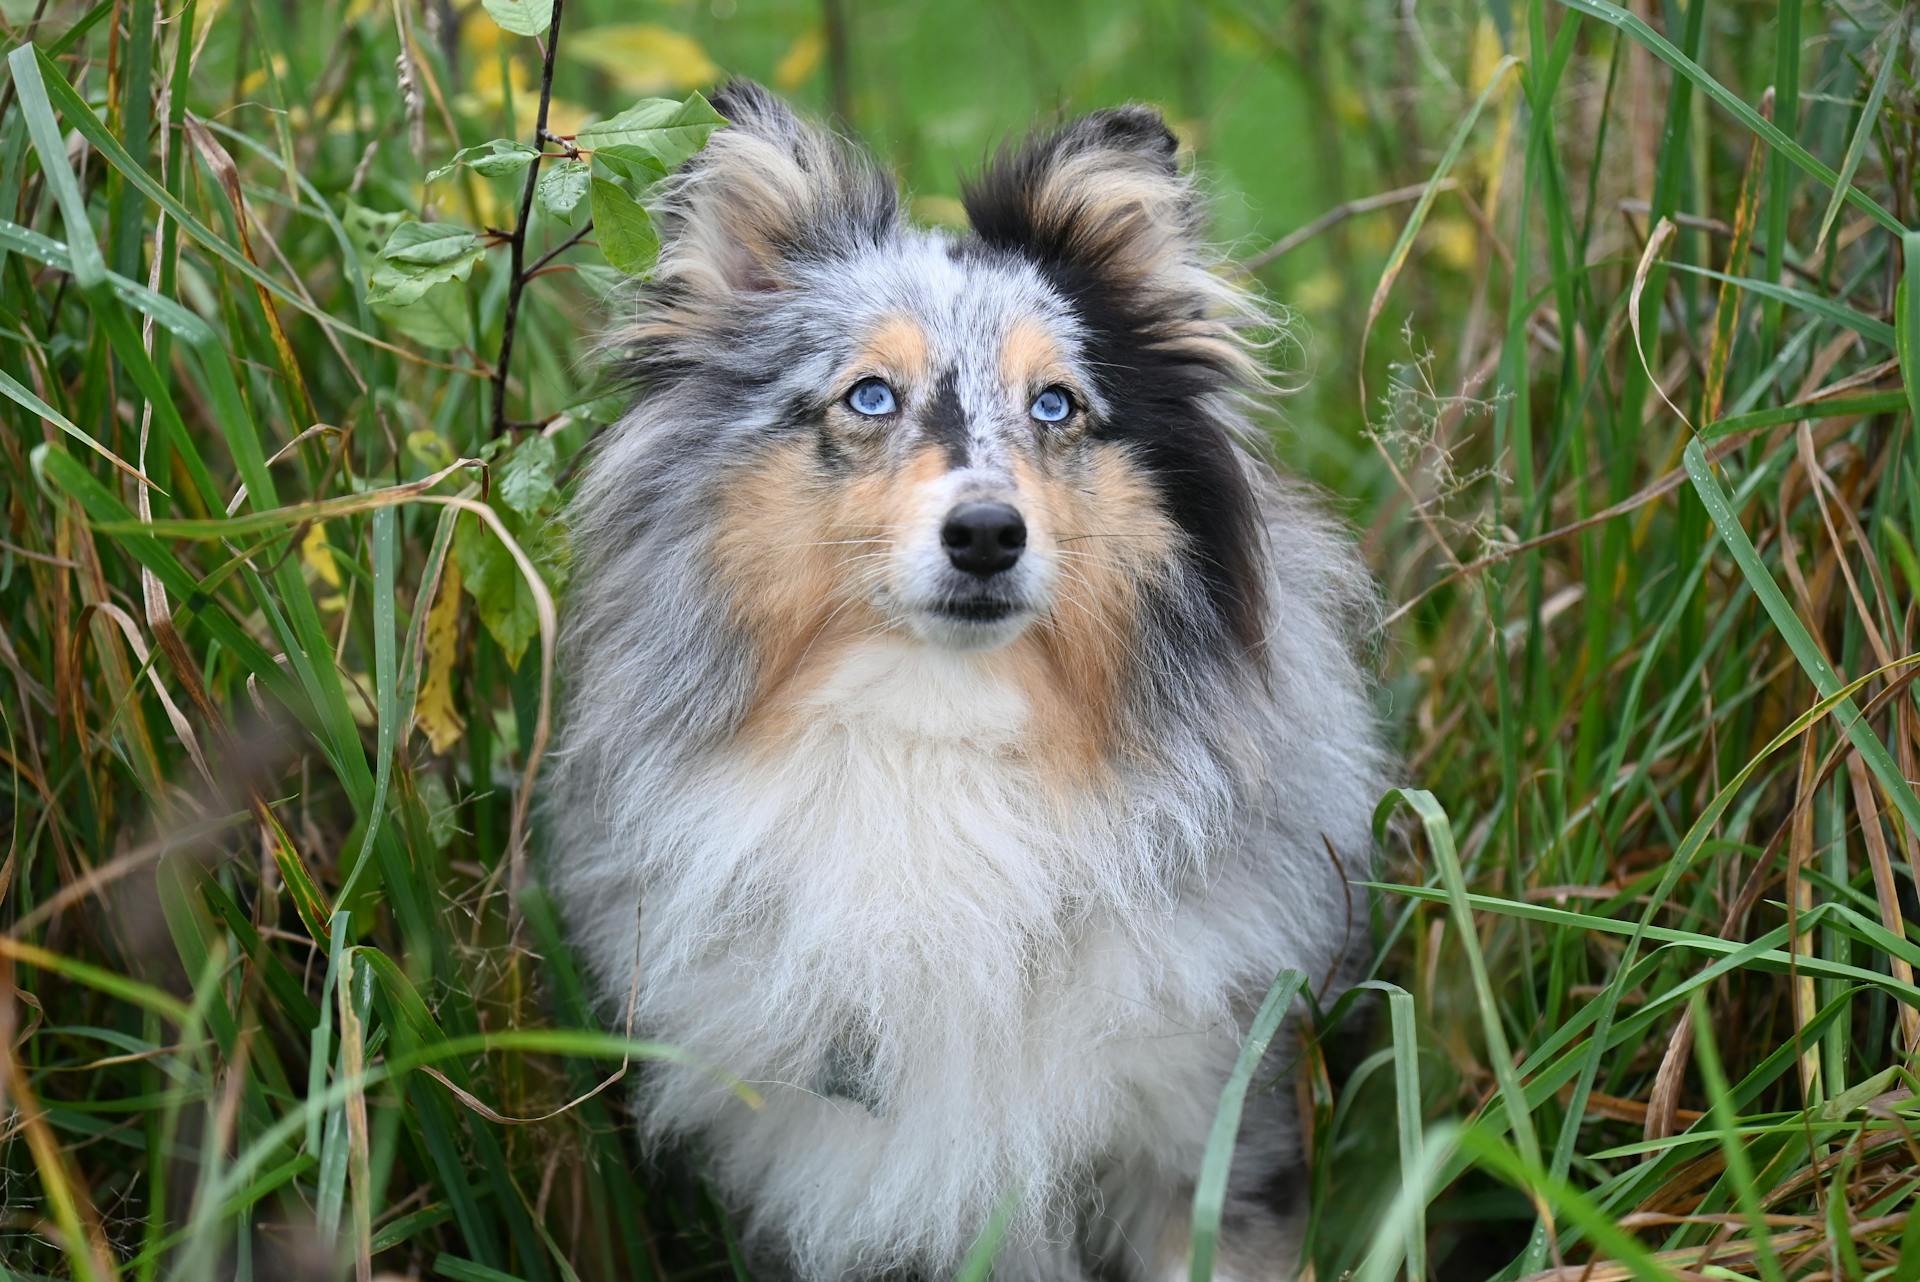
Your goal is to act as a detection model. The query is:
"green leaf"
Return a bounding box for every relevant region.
[372,278,471,349]
[347,208,477,348]
[497,436,558,520]
[575,91,726,171]
[381,219,484,266]
[370,1204,454,1256]
[366,250,483,307]
[559,389,628,425]
[534,158,590,225]
[455,512,539,669]
[480,0,552,37]
[951,1194,1019,1282]
[0,217,210,344]
[589,178,658,277]
[589,143,668,190]
[570,263,627,296]
[434,1252,534,1282]
[426,139,539,184]
[21,44,396,353]
[342,202,403,260]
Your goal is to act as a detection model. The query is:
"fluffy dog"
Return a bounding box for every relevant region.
[543,80,1387,1282]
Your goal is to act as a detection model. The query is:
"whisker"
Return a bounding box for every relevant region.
[1056,531,1162,545]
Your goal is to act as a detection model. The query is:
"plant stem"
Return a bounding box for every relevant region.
[490,0,565,438]
[527,218,592,276]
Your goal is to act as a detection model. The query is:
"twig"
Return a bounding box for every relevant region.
[490,0,566,437]
[1239,179,1456,274]
[527,218,592,276]
[822,0,852,127]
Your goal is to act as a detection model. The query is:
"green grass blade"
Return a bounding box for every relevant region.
[1901,232,1920,428]
[5,45,106,288]
[1188,967,1308,1282]
[1688,994,1785,1282]
[1814,12,1905,251]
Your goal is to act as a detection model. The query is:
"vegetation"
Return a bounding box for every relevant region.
[1,0,1917,1279]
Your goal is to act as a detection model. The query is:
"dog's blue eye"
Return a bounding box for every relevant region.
[847,378,897,417]
[1030,386,1072,423]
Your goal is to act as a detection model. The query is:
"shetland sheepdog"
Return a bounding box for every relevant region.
[543,80,1388,1282]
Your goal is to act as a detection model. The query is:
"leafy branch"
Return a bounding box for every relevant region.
[338,2,726,669]
[359,2,722,423]
[491,0,567,437]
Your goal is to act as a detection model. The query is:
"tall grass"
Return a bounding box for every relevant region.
[2,1,1917,1280]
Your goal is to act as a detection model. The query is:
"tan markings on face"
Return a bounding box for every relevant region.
[857,314,931,387]
[1001,446,1178,782]
[998,316,1067,395]
[717,442,947,751]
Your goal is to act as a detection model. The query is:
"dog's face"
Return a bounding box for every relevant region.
[712,245,1163,656]
[601,82,1271,739]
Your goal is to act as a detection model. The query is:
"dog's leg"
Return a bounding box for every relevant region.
[989,1234,1098,1282]
[1085,1178,1302,1282]
[1084,1087,1308,1282]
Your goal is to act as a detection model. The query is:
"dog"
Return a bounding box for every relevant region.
[542,80,1388,1282]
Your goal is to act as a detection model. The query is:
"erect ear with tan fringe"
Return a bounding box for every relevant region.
[961,106,1206,288]
[961,106,1263,383]
[653,80,899,299]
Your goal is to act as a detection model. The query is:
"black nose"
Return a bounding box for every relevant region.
[941,502,1026,578]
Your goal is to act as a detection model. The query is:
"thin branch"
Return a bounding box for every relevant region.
[822,0,852,128]
[527,218,592,276]
[491,0,566,438]
[1239,179,1456,275]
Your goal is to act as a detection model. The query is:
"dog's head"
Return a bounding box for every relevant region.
[594,81,1275,733]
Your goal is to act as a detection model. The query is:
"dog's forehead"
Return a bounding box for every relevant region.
[799,231,1080,363]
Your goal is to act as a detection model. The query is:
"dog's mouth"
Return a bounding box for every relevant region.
[905,589,1035,650]
[934,597,1019,624]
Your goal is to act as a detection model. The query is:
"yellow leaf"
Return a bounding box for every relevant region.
[465,13,508,58]
[302,523,341,588]
[1469,15,1505,95]
[415,558,466,755]
[238,54,290,99]
[773,28,824,91]
[1334,85,1369,129]
[408,429,456,471]
[568,24,720,94]
[1423,216,1479,272]
[1356,216,1395,254]
[458,39,590,137]
[1292,270,1344,313]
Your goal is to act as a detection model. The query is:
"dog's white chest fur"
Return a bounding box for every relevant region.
[559,640,1264,1272]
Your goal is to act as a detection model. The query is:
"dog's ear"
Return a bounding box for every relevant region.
[654,79,898,298]
[961,105,1204,294]
[962,104,1264,388]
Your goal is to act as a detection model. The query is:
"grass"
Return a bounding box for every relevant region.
[2,0,1918,1279]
